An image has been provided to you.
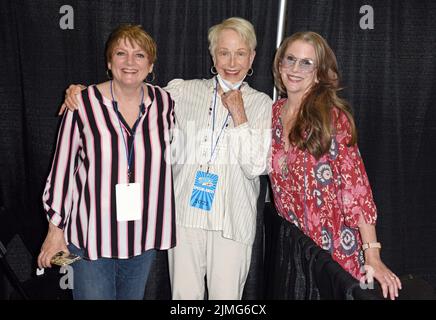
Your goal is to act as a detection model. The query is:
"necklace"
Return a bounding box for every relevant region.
[281,101,300,151]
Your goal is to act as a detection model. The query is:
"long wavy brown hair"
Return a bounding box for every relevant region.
[273,32,357,159]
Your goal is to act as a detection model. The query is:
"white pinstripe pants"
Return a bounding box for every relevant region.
[168,225,252,300]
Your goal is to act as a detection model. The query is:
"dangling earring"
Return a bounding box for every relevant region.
[210,66,218,75]
[106,69,113,80]
[247,68,254,77]
[145,71,156,83]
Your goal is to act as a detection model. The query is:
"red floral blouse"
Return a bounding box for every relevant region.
[269,98,377,279]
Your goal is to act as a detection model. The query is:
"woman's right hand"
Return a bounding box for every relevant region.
[58,84,87,115]
[37,222,69,269]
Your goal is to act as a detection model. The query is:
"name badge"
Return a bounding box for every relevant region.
[115,183,142,221]
[190,171,218,211]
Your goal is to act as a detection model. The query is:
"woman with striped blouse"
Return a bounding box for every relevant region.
[37,24,176,300]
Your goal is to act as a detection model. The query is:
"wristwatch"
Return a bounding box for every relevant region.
[362,242,381,251]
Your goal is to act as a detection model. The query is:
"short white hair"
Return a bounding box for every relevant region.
[208,17,257,58]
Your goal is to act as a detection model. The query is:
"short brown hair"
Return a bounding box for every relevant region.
[105,24,157,64]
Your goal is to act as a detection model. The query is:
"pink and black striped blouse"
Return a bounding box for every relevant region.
[43,84,176,260]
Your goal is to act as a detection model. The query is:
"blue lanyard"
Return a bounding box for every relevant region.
[110,80,145,181]
[208,77,230,169]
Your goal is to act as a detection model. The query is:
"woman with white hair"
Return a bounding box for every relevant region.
[165,17,271,300]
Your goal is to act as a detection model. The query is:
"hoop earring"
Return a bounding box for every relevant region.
[145,71,155,83]
[247,68,254,77]
[106,69,113,80]
[210,66,218,75]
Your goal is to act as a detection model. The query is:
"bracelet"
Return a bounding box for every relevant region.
[362,242,381,251]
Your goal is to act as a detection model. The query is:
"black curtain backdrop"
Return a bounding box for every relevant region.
[1,0,435,298]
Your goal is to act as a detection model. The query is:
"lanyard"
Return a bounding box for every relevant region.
[110,80,145,182]
[208,77,230,171]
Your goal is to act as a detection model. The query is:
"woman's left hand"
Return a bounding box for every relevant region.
[221,90,248,127]
[364,257,402,300]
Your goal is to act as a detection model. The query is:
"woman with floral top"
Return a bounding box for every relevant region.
[269,31,401,300]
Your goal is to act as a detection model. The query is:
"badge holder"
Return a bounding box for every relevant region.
[190,167,218,211]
